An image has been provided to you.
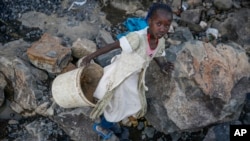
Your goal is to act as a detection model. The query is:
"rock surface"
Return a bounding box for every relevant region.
[27,33,72,73]
[71,38,97,59]
[214,0,233,10]
[145,40,250,134]
[211,8,250,53]
[0,39,50,117]
[19,11,100,44]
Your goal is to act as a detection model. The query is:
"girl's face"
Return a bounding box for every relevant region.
[148,9,172,39]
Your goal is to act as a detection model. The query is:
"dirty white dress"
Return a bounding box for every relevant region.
[91,27,166,122]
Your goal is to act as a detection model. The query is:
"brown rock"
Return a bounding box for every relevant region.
[27,33,72,73]
[71,38,97,59]
[61,63,77,74]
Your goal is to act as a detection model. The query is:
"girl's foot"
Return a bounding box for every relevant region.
[93,123,113,140]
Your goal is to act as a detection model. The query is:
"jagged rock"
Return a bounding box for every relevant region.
[35,102,54,116]
[179,20,203,33]
[51,106,120,141]
[51,107,99,141]
[171,0,182,14]
[110,0,143,14]
[203,121,241,141]
[0,73,7,107]
[95,30,121,67]
[27,33,72,73]
[145,40,250,134]
[187,0,203,7]
[21,117,68,141]
[169,27,194,43]
[19,11,100,42]
[240,93,250,124]
[71,38,97,59]
[203,123,227,141]
[0,100,22,120]
[211,9,250,50]
[213,0,233,10]
[0,39,51,117]
[181,9,202,24]
[95,49,121,67]
[96,30,115,47]
[134,9,147,18]
[0,92,5,107]
[242,0,250,7]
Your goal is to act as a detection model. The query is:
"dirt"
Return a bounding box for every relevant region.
[80,63,104,104]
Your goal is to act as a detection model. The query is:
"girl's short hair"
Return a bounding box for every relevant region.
[145,3,173,21]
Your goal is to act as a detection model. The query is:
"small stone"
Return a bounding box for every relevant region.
[71,38,97,59]
[8,120,19,125]
[143,127,155,138]
[199,21,207,29]
[137,121,144,130]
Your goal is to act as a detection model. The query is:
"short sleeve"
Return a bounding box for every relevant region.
[119,32,140,53]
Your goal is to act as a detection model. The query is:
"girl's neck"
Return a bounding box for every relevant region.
[147,29,156,40]
[147,31,158,50]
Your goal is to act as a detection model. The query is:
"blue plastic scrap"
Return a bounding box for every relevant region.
[116,17,148,39]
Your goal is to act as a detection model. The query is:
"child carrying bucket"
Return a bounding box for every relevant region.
[81,3,174,140]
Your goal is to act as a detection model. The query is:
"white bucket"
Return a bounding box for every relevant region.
[52,64,102,108]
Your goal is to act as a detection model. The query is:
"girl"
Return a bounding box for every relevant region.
[81,3,174,140]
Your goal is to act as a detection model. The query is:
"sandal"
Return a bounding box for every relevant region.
[93,123,113,140]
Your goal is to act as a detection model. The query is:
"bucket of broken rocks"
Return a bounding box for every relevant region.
[52,63,103,108]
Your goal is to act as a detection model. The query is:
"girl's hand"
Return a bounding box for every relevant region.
[80,55,93,67]
[160,61,174,74]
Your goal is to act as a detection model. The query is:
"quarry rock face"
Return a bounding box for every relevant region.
[146,40,250,134]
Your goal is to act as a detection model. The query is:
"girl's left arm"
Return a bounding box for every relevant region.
[80,41,120,66]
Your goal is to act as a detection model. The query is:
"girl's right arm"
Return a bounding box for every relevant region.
[80,41,121,66]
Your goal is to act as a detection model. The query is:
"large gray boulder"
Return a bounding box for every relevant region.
[212,9,250,56]
[145,40,250,134]
[51,107,99,141]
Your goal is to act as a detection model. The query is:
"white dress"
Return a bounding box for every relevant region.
[92,27,166,122]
